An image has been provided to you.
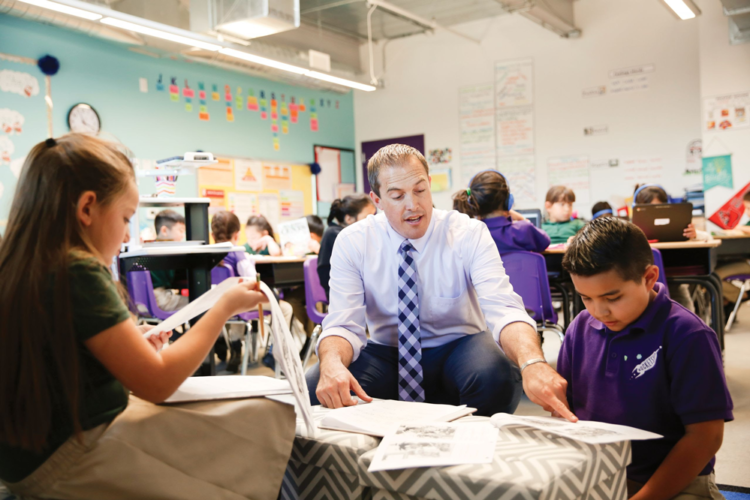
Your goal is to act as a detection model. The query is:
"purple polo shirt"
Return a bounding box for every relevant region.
[557,283,733,484]
[222,251,248,277]
[482,216,550,254]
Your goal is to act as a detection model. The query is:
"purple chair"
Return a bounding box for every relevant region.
[302,256,328,369]
[725,274,750,331]
[127,271,176,322]
[211,264,271,374]
[501,251,564,343]
[651,248,670,297]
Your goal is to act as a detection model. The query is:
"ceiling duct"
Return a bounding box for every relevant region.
[190,0,300,40]
[720,0,750,44]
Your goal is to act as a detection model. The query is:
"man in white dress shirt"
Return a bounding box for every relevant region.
[306,144,576,420]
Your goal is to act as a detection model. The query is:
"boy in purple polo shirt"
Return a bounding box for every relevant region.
[452,170,550,253]
[559,218,732,500]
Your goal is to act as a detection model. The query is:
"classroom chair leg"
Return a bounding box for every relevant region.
[302,325,322,370]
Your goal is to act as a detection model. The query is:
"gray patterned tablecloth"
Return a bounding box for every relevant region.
[282,409,630,500]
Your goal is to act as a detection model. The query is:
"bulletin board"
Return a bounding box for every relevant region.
[314,144,357,220]
[197,156,314,245]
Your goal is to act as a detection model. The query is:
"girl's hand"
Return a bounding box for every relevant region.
[684,223,697,240]
[218,280,268,318]
[251,237,269,252]
[138,325,172,351]
[509,210,526,222]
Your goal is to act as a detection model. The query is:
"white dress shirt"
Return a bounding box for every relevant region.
[319,209,535,361]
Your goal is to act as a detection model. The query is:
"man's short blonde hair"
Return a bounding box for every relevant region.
[367,144,429,197]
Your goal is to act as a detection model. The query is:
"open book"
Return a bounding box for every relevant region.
[319,400,476,437]
[164,375,292,404]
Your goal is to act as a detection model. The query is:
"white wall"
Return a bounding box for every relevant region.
[354,0,704,215]
[698,0,750,230]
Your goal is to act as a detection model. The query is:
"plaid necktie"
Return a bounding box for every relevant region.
[397,241,426,402]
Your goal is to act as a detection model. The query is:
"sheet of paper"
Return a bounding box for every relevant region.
[278,218,311,256]
[459,84,496,181]
[547,155,591,204]
[368,422,497,472]
[164,375,291,403]
[320,400,475,437]
[144,277,243,339]
[490,414,663,444]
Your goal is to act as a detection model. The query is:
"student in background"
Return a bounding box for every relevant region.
[244,215,281,256]
[560,218,732,499]
[318,193,376,300]
[306,214,324,255]
[0,134,291,499]
[591,201,614,220]
[633,184,710,241]
[452,170,549,253]
[715,190,750,315]
[151,209,188,311]
[542,185,585,244]
[211,210,296,372]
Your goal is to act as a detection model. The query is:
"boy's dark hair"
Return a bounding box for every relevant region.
[154,209,185,233]
[743,190,750,203]
[563,218,654,282]
[453,170,511,218]
[246,214,275,239]
[328,193,375,225]
[305,214,324,238]
[591,201,613,220]
[634,184,668,204]
[546,185,576,204]
[211,210,240,243]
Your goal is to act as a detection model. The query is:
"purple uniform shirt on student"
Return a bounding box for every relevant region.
[222,251,255,278]
[482,216,550,253]
[557,283,733,484]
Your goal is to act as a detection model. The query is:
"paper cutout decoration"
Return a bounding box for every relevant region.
[281,100,289,134]
[198,82,209,121]
[430,168,452,192]
[212,84,220,101]
[336,100,339,109]
[702,155,733,191]
[247,89,259,111]
[236,86,243,109]
[224,85,232,102]
[273,137,280,151]
[299,97,306,112]
[0,109,24,135]
[0,136,14,164]
[260,90,268,120]
[182,80,195,98]
[169,78,179,102]
[0,69,40,98]
[156,74,165,92]
[225,85,234,122]
[271,93,278,120]
[290,97,298,123]
[709,181,750,229]
[10,156,24,179]
[309,98,318,131]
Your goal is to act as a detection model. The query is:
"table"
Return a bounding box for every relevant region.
[252,256,310,288]
[119,244,244,375]
[715,233,750,260]
[282,408,630,500]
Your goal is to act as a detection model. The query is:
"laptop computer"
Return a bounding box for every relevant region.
[516,209,542,229]
[632,203,693,242]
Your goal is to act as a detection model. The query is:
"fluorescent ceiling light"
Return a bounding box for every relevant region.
[218,21,283,40]
[17,0,102,20]
[219,48,308,74]
[219,49,376,91]
[662,0,700,20]
[101,17,222,51]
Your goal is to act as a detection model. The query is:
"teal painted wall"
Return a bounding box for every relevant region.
[0,14,356,233]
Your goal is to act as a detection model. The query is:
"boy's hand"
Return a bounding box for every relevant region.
[509,210,526,222]
[218,280,268,318]
[683,223,697,239]
[522,362,578,422]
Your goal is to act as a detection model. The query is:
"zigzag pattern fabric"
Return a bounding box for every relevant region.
[397,241,425,402]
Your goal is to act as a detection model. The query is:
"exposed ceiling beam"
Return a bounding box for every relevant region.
[301,0,362,16]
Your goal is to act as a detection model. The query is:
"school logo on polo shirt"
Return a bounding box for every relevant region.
[631,346,662,380]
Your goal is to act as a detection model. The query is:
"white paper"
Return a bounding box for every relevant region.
[228,192,258,226]
[144,277,244,339]
[496,107,534,157]
[497,155,536,205]
[280,190,305,219]
[258,193,280,232]
[0,69,40,97]
[609,64,653,95]
[320,400,476,437]
[234,159,263,191]
[459,84,496,181]
[314,147,341,203]
[164,375,291,403]
[703,91,749,132]
[495,58,534,108]
[490,414,662,444]
[0,108,24,135]
[368,422,497,472]
[278,218,311,257]
[139,77,148,93]
[547,155,590,204]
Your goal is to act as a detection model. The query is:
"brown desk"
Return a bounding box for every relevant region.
[251,256,311,288]
[714,233,750,260]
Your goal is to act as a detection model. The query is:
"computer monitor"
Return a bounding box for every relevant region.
[516,209,542,228]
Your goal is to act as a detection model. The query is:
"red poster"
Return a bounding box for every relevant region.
[709,181,750,229]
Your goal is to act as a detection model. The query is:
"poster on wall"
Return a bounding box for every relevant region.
[709,181,750,229]
[228,192,258,225]
[335,183,356,199]
[608,64,653,95]
[262,163,292,190]
[234,159,263,191]
[497,155,536,206]
[198,158,234,187]
[459,84,496,183]
[496,107,534,157]
[623,157,664,186]
[280,189,305,219]
[495,58,533,108]
[702,155,733,191]
[258,193,281,231]
[314,146,341,203]
[704,91,749,132]
[430,168,452,193]
[547,155,590,204]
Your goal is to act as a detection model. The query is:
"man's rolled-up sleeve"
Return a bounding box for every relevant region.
[317,232,368,361]
[466,223,536,345]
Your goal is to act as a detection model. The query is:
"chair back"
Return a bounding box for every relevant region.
[501,251,557,325]
[651,248,670,297]
[126,271,174,321]
[304,257,328,324]
[211,262,234,285]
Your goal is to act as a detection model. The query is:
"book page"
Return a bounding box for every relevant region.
[490,414,662,444]
[368,422,497,472]
[164,375,291,404]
